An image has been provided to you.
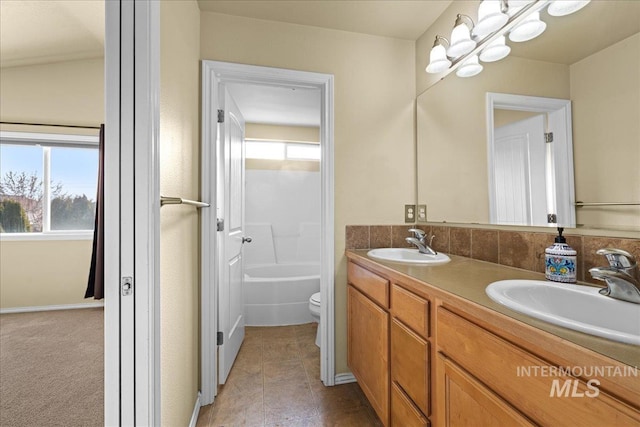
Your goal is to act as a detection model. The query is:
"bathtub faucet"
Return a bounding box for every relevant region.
[406,228,437,255]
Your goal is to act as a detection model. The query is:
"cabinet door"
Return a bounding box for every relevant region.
[439,355,535,427]
[348,285,389,426]
[391,318,429,416]
[438,307,640,426]
[391,382,429,427]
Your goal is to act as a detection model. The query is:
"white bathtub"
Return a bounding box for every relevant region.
[244,263,320,326]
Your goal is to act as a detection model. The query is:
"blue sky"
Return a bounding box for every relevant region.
[0,144,98,199]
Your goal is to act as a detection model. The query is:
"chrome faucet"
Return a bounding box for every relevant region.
[589,248,640,304]
[405,228,437,255]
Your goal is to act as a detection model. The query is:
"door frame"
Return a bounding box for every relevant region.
[200,60,335,405]
[486,92,575,227]
[105,1,160,424]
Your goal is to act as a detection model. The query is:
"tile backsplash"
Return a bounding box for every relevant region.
[345,224,640,285]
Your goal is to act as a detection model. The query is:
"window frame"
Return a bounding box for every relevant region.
[245,138,321,161]
[0,131,99,241]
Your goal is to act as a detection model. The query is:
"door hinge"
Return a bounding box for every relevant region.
[545,132,554,143]
[547,213,557,223]
[217,218,224,232]
[217,109,224,123]
[217,331,224,345]
[121,276,133,296]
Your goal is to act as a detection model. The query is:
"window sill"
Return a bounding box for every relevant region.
[0,232,94,242]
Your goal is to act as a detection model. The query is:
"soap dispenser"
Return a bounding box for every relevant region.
[545,227,577,283]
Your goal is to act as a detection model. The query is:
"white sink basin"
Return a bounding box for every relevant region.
[367,248,450,265]
[486,280,640,345]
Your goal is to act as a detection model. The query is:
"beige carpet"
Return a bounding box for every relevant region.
[0,308,103,427]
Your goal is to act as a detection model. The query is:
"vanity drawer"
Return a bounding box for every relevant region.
[348,261,389,308]
[437,307,640,426]
[391,284,430,338]
[391,318,430,416]
[391,382,429,427]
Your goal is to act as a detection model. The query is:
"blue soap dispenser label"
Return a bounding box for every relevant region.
[545,227,577,284]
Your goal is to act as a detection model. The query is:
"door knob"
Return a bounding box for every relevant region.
[242,236,253,244]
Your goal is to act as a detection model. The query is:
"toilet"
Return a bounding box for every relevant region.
[308,292,321,347]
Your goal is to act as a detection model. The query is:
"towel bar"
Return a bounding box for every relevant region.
[160,196,210,208]
[574,202,639,207]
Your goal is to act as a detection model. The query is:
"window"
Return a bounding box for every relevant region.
[245,139,320,161]
[0,131,99,236]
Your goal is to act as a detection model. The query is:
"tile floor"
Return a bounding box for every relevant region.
[196,323,383,427]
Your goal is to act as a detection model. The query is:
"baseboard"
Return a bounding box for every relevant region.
[334,372,356,385]
[0,301,104,314]
[188,392,202,427]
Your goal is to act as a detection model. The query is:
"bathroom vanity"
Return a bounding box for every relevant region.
[346,250,640,427]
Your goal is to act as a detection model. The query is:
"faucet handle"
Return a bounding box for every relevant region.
[596,248,637,269]
[408,228,426,240]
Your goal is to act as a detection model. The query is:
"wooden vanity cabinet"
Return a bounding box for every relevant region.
[346,252,640,427]
[347,263,390,426]
[436,305,640,427]
[348,260,432,427]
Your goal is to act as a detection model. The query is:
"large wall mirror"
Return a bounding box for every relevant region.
[417,0,640,232]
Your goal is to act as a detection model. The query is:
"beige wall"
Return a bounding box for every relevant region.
[0,58,104,127]
[0,240,93,309]
[417,56,569,223]
[201,11,416,375]
[160,1,201,425]
[570,33,640,229]
[0,58,104,310]
[245,123,319,142]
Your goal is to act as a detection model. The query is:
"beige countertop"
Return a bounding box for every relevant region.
[346,249,640,368]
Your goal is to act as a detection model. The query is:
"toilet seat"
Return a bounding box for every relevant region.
[308,292,321,348]
[310,292,321,306]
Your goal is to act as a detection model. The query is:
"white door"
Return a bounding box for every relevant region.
[493,114,547,226]
[105,1,159,424]
[218,85,247,384]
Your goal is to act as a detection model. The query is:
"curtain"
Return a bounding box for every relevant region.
[85,124,105,299]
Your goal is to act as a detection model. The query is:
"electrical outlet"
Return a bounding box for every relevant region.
[404,204,416,223]
[417,204,427,222]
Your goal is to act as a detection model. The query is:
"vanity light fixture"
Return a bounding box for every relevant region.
[447,14,477,58]
[473,0,509,38]
[426,0,591,78]
[479,35,511,62]
[456,55,483,78]
[547,0,591,17]
[425,36,452,73]
[509,10,547,42]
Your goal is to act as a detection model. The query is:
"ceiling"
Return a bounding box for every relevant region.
[226,83,321,127]
[0,0,104,68]
[508,1,640,65]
